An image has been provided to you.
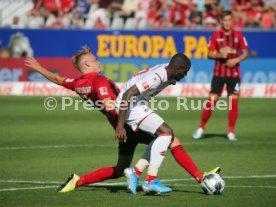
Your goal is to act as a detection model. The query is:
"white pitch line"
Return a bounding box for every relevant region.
[1,174,276,185]
[171,184,276,189]
[1,183,276,192]
[0,144,117,151]
[162,174,276,182]
[0,186,57,192]
[0,141,276,151]
[1,174,276,192]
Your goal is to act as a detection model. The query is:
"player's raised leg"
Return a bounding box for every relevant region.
[170,137,204,182]
[57,154,133,192]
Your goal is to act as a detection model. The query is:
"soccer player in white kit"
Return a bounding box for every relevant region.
[115,53,191,193]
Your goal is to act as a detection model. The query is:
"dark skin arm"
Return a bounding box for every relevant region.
[115,85,140,142]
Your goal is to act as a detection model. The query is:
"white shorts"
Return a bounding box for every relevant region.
[124,105,164,135]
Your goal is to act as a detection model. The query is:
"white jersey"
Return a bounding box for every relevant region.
[116,63,171,106]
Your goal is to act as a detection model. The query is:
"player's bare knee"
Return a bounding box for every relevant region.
[170,137,181,148]
[229,94,239,99]
[156,125,173,137]
[209,94,219,101]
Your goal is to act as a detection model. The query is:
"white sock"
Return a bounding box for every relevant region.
[135,159,149,173]
[147,134,172,176]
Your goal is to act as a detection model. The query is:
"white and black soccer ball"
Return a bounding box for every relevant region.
[202,173,225,195]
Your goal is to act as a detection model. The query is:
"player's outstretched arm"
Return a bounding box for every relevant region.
[116,85,140,142]
[24,57,65,85]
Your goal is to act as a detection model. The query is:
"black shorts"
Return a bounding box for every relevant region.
[118,124,155,155]
[210,76,240,95]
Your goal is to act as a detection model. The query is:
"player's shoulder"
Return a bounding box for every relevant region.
[232,29,244,37]
[212,29,222,37]
[150,63,168,81]
[150,63,168,71]
[93,74,110,84]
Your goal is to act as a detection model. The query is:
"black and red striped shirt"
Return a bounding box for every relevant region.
[208,28,248,78]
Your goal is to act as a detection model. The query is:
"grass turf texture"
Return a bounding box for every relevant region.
[0,96,275,207]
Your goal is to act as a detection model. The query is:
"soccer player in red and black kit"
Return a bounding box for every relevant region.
[193,10,248,141]
[25,46,220,194]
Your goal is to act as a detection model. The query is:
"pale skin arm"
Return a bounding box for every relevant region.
[24,57,65,85]
[226,49,248,68]
[208,49,229,59]
[208,48,248,68]
[115,85,140,142]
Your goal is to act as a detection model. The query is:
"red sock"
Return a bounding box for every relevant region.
[145,175,157,183]
[228,98,238,133]
[133,166,142,176]
[76,167,115,188]
[200,98,217,129]
[171,145,204,182]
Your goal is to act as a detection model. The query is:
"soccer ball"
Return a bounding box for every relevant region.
[202,173,225,195]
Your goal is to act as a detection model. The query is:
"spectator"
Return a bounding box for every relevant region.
[244,2,262,28]
[168,0,190,27]
[72,0,92,19]
[26,10,45,28]
[9,16,26,29]
[32,0,43,11]
[85,0,112,29]
[60,0,76,13]
[261,6,275,28]
[43,0,62,16]
[187,3,203,29]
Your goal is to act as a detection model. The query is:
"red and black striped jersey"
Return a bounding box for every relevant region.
[62,72,120,129]
[208,28,248,78]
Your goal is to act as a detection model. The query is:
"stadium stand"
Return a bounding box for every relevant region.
[0,0,275,29]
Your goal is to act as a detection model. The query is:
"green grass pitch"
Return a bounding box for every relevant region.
[0,96,276,207]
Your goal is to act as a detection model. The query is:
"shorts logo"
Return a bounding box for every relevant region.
[142,82,150,90]
[99,87,108,95]
[160,150,167,156]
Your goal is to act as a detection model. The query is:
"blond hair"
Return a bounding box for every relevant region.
[72,45,92,70]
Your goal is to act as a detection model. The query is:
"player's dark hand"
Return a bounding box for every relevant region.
[115,126,127,142]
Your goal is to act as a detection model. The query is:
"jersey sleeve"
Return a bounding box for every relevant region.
[94,78,113,100]
[208,33,217,51]
[135,73,162,94]
[62,78,76,91]
[238,33,248,50]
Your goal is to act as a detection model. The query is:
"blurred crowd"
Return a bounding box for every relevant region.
[5,0,276,30]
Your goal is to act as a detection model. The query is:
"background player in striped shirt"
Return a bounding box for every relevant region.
[193,10,248,141]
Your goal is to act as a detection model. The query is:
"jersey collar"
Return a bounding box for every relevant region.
[81,72,100,78]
